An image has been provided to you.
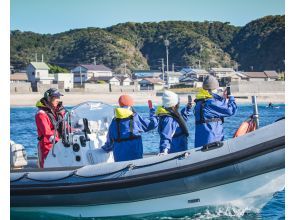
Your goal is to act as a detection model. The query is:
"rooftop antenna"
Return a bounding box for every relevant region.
[91,57,96,65]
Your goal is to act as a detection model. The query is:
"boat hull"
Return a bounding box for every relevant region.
[11,120,285,218]
[11,168,284,218]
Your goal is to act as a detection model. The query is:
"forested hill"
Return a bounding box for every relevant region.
[10,15,284,73]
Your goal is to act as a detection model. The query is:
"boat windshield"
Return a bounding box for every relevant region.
[69,101,114,132]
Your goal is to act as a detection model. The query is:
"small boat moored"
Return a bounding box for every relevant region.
[10,105,285,219]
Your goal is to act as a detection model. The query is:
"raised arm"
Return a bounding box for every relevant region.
[207,96,238,117]
[137,108,159,132]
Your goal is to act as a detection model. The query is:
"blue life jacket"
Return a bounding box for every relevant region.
[102,107,158,162]
[157,106,192,153]
[194,91,237,148]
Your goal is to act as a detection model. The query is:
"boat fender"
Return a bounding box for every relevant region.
[233,117,256,138]
[201,141,224,152]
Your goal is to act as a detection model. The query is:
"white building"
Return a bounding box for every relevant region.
[163,71,182,86]
[116,76,133,86]
[71,64,113,84]
[26,62,54,84]
[54,73,74,89]
[210,68,236,78]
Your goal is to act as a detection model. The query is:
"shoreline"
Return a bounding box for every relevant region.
[10,92,285,107]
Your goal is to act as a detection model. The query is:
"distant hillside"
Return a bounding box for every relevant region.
[229,15,285,71]
[10,15,285,72]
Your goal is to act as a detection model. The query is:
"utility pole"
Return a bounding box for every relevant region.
[160,58,165,83]
[164,39,170,87]
[91,57,96,65]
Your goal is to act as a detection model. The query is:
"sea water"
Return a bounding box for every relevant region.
[10,104,285,219]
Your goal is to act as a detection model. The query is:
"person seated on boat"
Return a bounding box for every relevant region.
[157,90,192,155]
[194,75,237,148]
[102,95,158,162]
[35,88,66,168]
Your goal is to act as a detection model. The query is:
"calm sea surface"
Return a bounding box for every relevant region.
[11,103,285,219]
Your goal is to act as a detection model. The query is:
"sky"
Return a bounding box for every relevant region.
[10,0,285,34]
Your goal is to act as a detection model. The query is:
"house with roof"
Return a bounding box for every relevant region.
[10,72,28,83]
[115,75,133,86]
[179,75,198,87]
[210,68,235,78]
[180,68,209,82]
[71,64,113,84]
[138,78,164,90]
[132,70,162,80]
[86,76,120,86]
[26,62,53,84]
[209,67,249,86]
[243,71,279,81]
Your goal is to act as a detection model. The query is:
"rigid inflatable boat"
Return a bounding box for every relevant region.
[10,101,285,218]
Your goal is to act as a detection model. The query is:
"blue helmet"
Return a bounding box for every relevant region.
[44,88,63,100]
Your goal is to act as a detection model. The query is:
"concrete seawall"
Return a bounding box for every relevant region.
[10,81,285,107]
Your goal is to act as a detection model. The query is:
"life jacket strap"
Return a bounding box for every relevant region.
[196,118,223,125]
[113,135,141,143]
[114,115,141,143]
[196,100,224,125]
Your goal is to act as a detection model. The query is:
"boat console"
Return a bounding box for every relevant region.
[43,101,115,168]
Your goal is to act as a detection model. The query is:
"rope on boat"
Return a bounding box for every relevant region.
[11,152,190,182]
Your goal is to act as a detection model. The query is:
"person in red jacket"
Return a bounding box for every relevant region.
[35,88,66,168]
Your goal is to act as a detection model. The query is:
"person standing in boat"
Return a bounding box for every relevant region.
[102,95,158,162]
[194,75,237,148]
[157,90,192,155]
[35,88,66,168]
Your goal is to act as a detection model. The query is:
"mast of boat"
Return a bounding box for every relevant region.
[251,96,259,129]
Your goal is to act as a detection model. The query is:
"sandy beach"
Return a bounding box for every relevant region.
[10,92,285,107]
